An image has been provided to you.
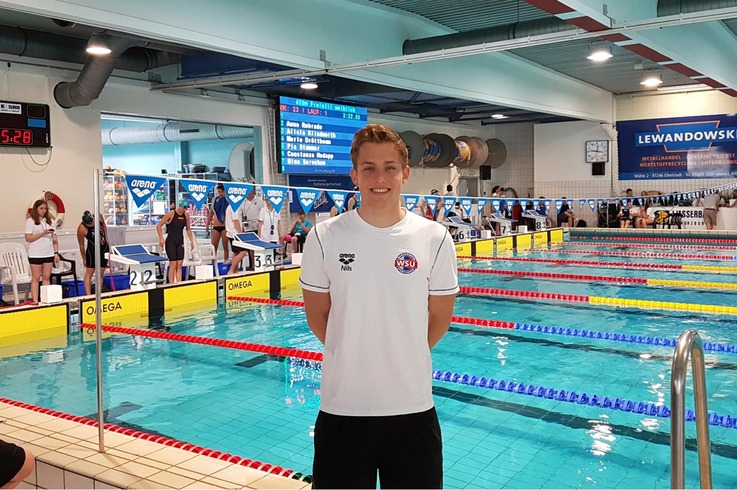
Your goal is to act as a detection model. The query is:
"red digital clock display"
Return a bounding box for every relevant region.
[0,128,33,146]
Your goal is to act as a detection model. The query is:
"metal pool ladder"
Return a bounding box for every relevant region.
[670,329,712,489]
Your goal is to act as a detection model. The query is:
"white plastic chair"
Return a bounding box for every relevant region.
[183,236,219,278]
[0,242,33,305]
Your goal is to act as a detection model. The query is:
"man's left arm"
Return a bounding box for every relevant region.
[428,294,455,348]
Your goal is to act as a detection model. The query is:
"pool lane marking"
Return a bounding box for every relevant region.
[535,248,736,262]
[227,297,737,354]
[458,267,737,291]
[458,255,737,274]
[0,397,307,480]
[79,320,737,431]
[564,241,737,251]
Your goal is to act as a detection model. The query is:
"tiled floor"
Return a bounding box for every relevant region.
[0,401,311,489]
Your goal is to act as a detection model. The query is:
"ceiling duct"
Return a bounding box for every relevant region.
[657,0,737,16]
[102,123,255,145]
[54,35,148,108]
[0,25,179,72]
[403,17,575,55]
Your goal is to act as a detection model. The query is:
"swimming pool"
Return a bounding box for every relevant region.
[1,239,736,488]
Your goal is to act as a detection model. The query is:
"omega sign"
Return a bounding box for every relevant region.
[85,301,123,315]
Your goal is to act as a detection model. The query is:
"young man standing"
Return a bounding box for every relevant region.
[299,123,458,488]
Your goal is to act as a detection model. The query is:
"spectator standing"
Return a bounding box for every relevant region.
[24,199,58,303]
[206,183,230,263]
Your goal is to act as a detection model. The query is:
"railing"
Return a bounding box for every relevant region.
[670,329,712,489]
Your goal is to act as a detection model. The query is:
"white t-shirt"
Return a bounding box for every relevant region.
[299,209,459,416]
[241,197,262,231]
[25,218,55,258]
[225,205,243,239]
[258,207,280,243]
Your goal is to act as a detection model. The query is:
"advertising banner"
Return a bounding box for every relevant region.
[618,114,737,180]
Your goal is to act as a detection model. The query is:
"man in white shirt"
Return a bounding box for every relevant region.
[300,123,458,488]
[224,204,247,275]
[257,199,283,249]
[239,189,262,270]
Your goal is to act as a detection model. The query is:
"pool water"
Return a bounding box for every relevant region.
[1,241,736,488]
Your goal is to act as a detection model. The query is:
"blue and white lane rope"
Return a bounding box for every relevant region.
[432,370,737,429]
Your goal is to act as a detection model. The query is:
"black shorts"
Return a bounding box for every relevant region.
[85,245,109,269]
[0,439,26,486]
[212,225,225,233]
[312,407,442,489]
[28,256,54,265]
[165,239,185,261]
[228,237,248,253]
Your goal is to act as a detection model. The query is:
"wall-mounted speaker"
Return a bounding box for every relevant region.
[592,162,605,176]
[480,165,491,180]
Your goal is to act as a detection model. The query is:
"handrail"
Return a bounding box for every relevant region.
[670,330,712,489]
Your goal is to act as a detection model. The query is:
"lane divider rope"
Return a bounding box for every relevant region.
[228,297,737,354]
[579,236,737,245]
[431,370,737,429]
[534,248,736,262]
[458,255,737,274]
[564,241,737,252]
[80,318,737,428]
[81,317,737,431]
[458,267,737,291]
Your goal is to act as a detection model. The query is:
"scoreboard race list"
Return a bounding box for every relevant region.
[279,96,368,175]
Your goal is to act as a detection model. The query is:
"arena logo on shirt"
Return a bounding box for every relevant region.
[180,179,215,210]
[261,185,287,213]
[394,252,418,274]
[125,175,167,207]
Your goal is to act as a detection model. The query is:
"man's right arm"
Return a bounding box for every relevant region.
[303,289,331,344]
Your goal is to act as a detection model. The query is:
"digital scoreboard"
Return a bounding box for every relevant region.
[0,100,51,148]
[278,96,367,175]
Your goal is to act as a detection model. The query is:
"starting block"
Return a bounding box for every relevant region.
[443,216,477,242]
[107,244,168,291]
[233,233,284,272]
[485,213,515,236]
[523,210,549,231]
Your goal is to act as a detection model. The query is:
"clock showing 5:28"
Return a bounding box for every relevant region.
[585,140,609,163]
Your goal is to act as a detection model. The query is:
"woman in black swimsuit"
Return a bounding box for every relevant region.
[76,211,110,295]
[157,206,195,283]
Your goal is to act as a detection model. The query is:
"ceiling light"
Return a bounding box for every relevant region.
[587,44,613,62]
[640,71,663,88]
[491,114,508,119]
[300,81,318,90]
[656,83,709,93]
[86,34,111,55]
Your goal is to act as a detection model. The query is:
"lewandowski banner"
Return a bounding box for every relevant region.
[618,114,737,180]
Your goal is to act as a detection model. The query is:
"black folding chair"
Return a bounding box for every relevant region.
[50,253,79,296]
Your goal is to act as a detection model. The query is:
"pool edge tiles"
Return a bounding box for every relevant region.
[0,400,311,490]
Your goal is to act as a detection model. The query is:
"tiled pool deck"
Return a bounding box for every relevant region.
[0,401,311,489]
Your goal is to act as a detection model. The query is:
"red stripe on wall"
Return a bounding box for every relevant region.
[666,63,701,77]
[623,44,672,63]
[568,17,609,31]
[524,0,574,14]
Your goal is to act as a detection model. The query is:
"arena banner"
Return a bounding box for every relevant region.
[618,114,737,180]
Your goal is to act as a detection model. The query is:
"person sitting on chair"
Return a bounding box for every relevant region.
[557,198,575,227]
[286,209,313,253]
